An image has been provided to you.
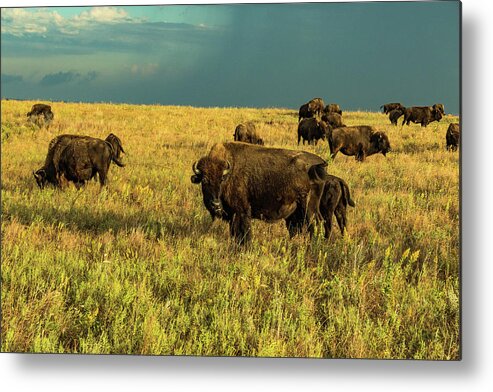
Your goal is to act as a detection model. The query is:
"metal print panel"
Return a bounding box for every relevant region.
[1,1,460,359]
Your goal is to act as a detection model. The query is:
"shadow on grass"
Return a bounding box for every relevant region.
[4,200,207,240]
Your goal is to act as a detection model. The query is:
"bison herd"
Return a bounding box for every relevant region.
[30,99,459,245]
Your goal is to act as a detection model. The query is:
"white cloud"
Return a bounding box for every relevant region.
[1,7,136,37]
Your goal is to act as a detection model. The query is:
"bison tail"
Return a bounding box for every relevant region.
[112,156,125,167]
[340,179,355,207]
[308,164,328,182]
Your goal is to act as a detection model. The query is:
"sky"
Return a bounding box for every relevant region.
[0,1,460,113]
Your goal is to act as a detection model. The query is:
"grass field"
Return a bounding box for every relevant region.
[1,99,460,359]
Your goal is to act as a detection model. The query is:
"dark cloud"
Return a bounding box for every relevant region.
[39,71,98,86]
[1,74,23,83]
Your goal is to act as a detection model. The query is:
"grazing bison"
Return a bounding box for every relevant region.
[323,103,342,115]
[328,126,391,161]
[27,103,54,123]
[321,112,345,128]
[34,134,124,189]
[191,142,329,245]
[380,103,404,115]
[234,122,264,145]
[446,123,460,151]
[319,175,355,239]
[389,108,405,126]
[402,104,443,127]
[57,133,125,189]
[298,118,330,145]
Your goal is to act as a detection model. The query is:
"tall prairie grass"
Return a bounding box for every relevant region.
[1,100,459,358]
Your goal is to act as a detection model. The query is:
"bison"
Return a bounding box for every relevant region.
[328,126,391,161]
[323,103,342,115]
[380,102,404,114]
[27,103,54,124]
[389,108,405,126]
[298,118,330,145]
[298,98,325,121]
[191,142,329,245]
[319,175,355,239]
[34,134,124,189]
[402,104,443,127]
[321,112,345,128]
[446,123,460,151]
[57,134,125,189]
[234,122,264,145]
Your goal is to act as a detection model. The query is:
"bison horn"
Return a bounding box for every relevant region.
[223,160,231,176]
[192,161,201,175]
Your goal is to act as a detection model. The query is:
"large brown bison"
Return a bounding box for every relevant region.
[57,134,125,189]
[27,103,54,123]
[328,126,391,161]
[319,175,355,239]
[321,112,345,128]
[402,104,443,127]
[389,108,405,126]
[34,134,124,189]
[191,142,329,245]
[323,103,342,115]
[298,118,330,145]
[380,102,404,114]
[446,123,460,151]
[234,122,264,145]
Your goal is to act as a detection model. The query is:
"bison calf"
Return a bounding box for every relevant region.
[446,123,460,151]
[298,118,330,145]
[319,175,355,239]
[234,122,264,145]
[329,126,391,161]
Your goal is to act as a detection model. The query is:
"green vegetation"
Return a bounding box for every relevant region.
[1,100,459,358]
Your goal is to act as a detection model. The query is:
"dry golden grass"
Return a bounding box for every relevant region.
[1,99,459,358]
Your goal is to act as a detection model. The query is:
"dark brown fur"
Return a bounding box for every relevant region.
[234,122,264,145]
[321,112,345,128]
[446,123,460,151]
[308,98,325,117]
[323,103,342,115]
[389,108,405,126]
[319,175,355,239]
[329,126,391,161]
[191,142,328,245]
[297,118,329,145]
[402,105,443,127]
[380,102,404,114]
[27,103,54,122]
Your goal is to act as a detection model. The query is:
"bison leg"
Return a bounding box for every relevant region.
[230,213,252,245]
[334,206,347,235]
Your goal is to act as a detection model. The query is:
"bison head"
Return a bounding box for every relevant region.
[433,108,443,122]
[191,158,231,218]
[433,104,445,116]
[371,132,392,156]
[33,169,47,189]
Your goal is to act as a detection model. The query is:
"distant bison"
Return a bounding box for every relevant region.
[380,102,404,114]
[319,175,355,239]
[323,103,342,115]
[191,142,329,245]
[234,122,264,145]
[389,108,405,126]
[321,112,345,128]
[328,126,391,161]
[446,123,460,151]
[298,98,325,121]
[27,103,54,123]
[298,118,330,145]
[402,104,443,127]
